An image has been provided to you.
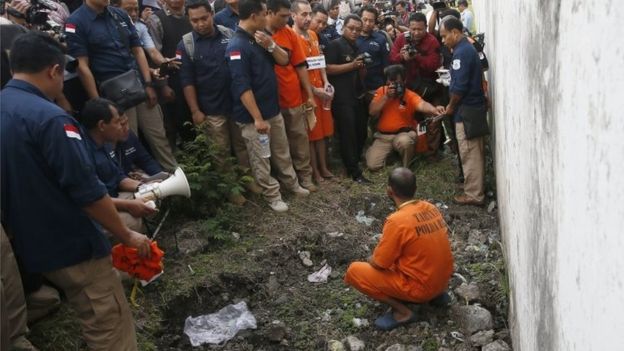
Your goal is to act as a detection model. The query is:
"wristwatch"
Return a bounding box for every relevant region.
[267,41,276,53]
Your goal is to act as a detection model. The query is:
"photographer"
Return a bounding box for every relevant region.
[356,5,389,96]
[366,64,445,170]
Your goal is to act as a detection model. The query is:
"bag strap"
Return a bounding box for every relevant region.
[182,32,194,61]
[216,25,234,39]
[107,7,130,50]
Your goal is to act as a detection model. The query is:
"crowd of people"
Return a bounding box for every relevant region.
[1,0,489,348]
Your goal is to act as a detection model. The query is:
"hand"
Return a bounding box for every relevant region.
[254,119,270,134]
[160,85,175,103]
[141,7,153,22]
[352,57,365,70]
[124,230,152,258]
[254,31,274,50]
[165,58,182,70]
[312,86,326,98]
[126,198,158,217]
[435,105,446,115]
[400,46,411,61]
[128,171,144,181]
[191,110,206,125]
[145,86,157,107]
[386,85,397,98]
[306,96,317,109]
[149,68,161,80]
[445,105,455,117]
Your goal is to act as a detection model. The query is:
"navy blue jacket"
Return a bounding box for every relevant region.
[356,31,390,91]
[65,5,142,82]
[226,27,280,124]
[214,6,239,31]
[112,131,163,176]
[0,80,110,273]
[178,29,232,116]
[450,37,486,122]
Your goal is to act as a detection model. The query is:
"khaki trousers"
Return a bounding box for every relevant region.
[0,227,31,349]
[26,284,61,323]
[365,131,417,171]
[203,115,250,170]
[117,192,145,233]
[126,102,177,171]
[43,256,138,351]
[238,114,299,202]
[281,105,313,187]
[456,122,485,202]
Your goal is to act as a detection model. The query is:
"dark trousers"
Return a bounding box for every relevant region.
[333,101,368,178]
[163,75,194,150]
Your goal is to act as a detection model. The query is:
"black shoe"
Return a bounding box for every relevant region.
[353,175,372,184]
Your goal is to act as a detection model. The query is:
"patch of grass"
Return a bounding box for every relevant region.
[28,304,84,351]
[421,336,439,351]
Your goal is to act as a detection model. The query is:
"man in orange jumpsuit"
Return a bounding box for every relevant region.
[344,167,454,330]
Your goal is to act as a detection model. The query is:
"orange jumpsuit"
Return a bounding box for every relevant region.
[345,200,454,302]
[298,30,334,141]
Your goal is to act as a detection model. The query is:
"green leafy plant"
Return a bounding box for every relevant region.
[173,126,252,217]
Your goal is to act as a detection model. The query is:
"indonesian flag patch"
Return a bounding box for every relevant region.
[229,51,241,60]
[64,124,82,140]
[65,23,76,33]
[175,50,182,60]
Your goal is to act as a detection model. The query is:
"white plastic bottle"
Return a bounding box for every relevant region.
[258,133,271,158]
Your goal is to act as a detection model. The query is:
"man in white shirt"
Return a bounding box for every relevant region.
[458,0,474,34]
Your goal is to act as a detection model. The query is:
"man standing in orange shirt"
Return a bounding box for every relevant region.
[266,0,318,192]
[291,0,335,183]
[344,167,454,330]
[367,65,445,170]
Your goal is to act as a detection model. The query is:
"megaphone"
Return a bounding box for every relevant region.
[134,167,191,202]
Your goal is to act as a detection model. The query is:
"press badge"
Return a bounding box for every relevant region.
[306,55,326,70]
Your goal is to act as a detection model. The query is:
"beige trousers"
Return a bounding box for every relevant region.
[0,227,31,350]
[238,114,299,202]
[203,115,250,169]
[365,131,417,170]
[43,256,138,351]
[281,105,313,187]
[126,102,177,171]
[456,122,485,202]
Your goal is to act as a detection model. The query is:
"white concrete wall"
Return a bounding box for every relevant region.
[472,1,624,350]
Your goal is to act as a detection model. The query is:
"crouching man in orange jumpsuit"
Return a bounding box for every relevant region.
[344,167,454,330]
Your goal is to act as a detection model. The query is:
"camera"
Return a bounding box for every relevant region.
[403,32,419,57]
[356,52,374,67]
[431,1,447,10]
[389,82,405,98]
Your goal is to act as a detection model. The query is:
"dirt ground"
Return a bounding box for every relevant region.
[29,151,511,351]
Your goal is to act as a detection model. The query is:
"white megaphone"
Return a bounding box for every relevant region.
[134,167,191,202]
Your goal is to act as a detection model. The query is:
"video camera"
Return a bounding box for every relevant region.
[403,32,419,57]
[389,81,405,99]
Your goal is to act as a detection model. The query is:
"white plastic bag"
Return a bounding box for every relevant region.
[183,301,257,346]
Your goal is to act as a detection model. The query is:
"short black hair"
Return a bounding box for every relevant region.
[440,8,460,20]
[441,17,463,32]
[312,4,327,15]
[185,0,213,15]
[239,0,266,20]
[408,12,427,25]
[9,32,65,74]
[328,0,339,10]
[81,98,118,130]
[388,167,416,199]
[343,13,362,28]
[267,0,290,13]
[291,0,309,12]
[458,0,469,7]
[360,5,378,20]
[395,1,406,8]
[384,64,405,81]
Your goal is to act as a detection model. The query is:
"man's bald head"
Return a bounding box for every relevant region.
[388,167,416,199]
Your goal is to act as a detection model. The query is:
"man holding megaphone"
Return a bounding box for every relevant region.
[81,98,161,232]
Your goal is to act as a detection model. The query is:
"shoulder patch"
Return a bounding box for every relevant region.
[64,124,82,140]
[65,23,76,33]
[229,51,241,60]
[452,59,461,70]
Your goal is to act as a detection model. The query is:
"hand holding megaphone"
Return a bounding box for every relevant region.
[134,167,191,203]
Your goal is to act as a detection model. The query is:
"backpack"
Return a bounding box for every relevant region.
[182,25,234,61]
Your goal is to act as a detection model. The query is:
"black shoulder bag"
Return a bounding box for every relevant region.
[98,8,147,110]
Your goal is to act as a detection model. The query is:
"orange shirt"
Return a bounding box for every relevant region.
[297,30,324,89]
[272,26,307,109]
[372,87,423,133]
[372,200,454,298]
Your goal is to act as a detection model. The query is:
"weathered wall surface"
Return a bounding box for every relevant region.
[472,1,624,350]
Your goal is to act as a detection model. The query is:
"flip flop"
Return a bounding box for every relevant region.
[374,310,418,331]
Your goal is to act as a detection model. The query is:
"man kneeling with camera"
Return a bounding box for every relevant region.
[366,65,446,170]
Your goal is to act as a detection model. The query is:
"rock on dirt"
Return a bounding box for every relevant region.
[266,324,286,342]
[470,329,495,346]
[352,318,369,328]
[452,305,494,334]
[328,339,346,351]
[344,335,365,351]
[455,282,481,303]
[298,250,313,266]
[482,340,511,351]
